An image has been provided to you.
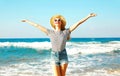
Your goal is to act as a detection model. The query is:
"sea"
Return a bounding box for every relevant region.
[0,38,120,76]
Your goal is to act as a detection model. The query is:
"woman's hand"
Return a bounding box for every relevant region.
[21,20,28,22]
[89,13,97,17]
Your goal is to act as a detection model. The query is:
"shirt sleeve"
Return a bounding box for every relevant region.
[66,28,71,36]
[46,29,52,36]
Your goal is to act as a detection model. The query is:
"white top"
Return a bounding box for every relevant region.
[46,29,70,52]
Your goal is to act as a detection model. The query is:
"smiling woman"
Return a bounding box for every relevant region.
[21,13,96,76]
[0,0,120,76]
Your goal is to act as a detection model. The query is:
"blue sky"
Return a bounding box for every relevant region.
[0,0,120,38]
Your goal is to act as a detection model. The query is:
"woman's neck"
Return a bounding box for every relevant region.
[55,26,61,31]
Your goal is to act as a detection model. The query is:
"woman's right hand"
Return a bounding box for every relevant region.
[21,20,27,22]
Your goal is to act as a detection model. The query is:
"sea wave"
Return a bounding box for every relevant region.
[0,42,51,50]
[0,41,120,55]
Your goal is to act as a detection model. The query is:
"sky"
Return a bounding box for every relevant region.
[0,0,120,38]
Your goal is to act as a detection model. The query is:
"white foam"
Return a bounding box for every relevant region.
[0,42,51,50]
[0,41,120,55]
[0,61,119,76]
[66,42,120,55]
[0,60,52,76]
[82,69,120,76]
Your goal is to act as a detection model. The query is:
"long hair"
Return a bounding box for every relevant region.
[50,14,70,40]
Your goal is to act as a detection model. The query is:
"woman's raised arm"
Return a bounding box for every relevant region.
[69,13,96,32]
[21,19,48,34]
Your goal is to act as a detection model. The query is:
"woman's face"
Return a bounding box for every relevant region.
[53,18,62,27]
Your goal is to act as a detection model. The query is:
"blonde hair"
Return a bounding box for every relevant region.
[50,14,70,40]
[50,14,66,30]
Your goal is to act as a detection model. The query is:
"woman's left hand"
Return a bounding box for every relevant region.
[89,13,97,17]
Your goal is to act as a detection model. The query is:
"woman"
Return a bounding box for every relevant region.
[22,13,96,76]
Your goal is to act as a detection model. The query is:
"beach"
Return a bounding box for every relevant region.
[0,38,120,76]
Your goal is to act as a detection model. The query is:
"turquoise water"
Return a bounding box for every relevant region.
[0,38,120,76]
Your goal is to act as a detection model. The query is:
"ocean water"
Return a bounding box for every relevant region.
[0,38,120,76]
